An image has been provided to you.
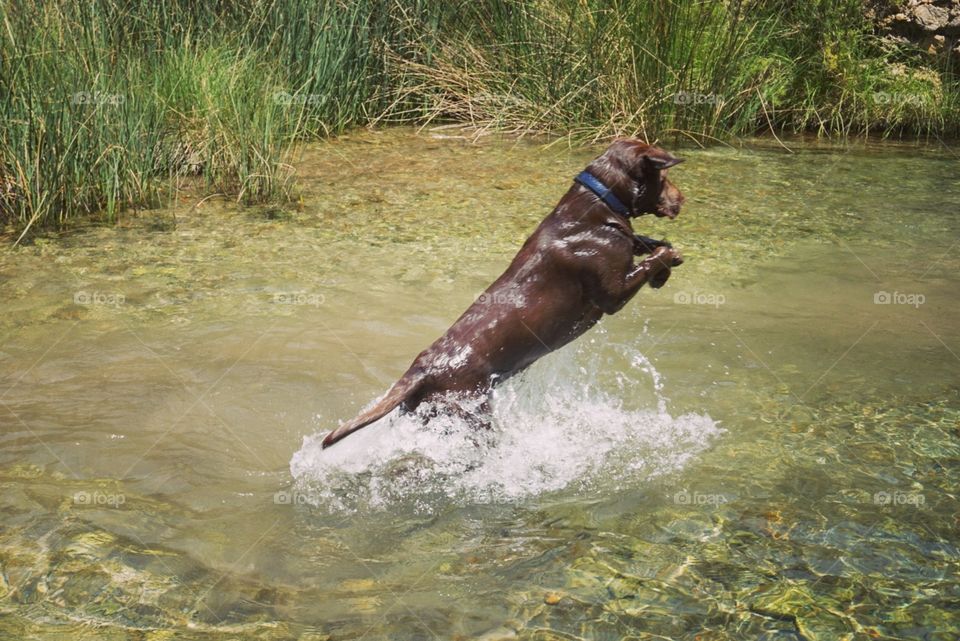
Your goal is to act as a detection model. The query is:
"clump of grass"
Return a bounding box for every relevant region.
[1,0,957,241]
[0,0,446,241]
[381,0,957,142]
[752,0,955,136]
[150,47,300,202]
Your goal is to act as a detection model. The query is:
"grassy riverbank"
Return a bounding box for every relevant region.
[2,0,957,240]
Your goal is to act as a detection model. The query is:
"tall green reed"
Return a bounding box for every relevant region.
[1,0,956,241]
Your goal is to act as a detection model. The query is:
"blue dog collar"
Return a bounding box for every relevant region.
[574,171,629,216]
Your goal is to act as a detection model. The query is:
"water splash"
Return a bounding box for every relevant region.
[290,336,722,513]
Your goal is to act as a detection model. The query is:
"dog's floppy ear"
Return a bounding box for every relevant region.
[644,152,684,171]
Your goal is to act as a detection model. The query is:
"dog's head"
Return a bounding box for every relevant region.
[589,139,685,219]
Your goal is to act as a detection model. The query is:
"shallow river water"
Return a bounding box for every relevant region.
[1,129,958,640]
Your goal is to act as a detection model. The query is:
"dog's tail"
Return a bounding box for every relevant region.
[321,371,424,449]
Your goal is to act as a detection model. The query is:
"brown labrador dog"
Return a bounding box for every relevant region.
[322,139,685,448]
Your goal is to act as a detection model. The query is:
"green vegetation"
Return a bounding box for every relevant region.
[1,0,957,240]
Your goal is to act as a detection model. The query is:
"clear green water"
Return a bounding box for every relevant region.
[1,129,958,640]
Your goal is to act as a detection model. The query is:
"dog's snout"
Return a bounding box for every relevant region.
[655,178,684,218]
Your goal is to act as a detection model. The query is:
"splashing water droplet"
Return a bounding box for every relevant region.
[290,339,721,513]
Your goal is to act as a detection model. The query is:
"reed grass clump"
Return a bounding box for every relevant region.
[382,0,957,140]
[1,0,957,240]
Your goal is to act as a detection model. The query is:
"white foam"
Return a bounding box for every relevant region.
[290,332,722,513]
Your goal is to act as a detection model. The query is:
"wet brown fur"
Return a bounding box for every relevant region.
[322,139,685,448]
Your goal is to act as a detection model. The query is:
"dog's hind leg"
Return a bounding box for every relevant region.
[418,393,494,447]
[454,397,495,448]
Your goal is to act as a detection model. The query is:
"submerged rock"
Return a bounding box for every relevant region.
[749,584,854,641]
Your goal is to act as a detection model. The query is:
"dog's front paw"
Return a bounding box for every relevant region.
[650,269,672,289]
[646,247,682,289]
[650,245,683,267]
